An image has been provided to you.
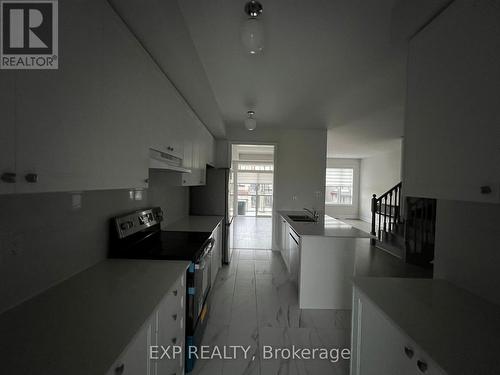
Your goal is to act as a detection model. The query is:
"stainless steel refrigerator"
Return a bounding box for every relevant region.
[189,167,234,264]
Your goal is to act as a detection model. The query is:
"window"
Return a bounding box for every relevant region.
[325,168,353,205]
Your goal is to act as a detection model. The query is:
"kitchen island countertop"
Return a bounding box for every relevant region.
[278,210,373,238]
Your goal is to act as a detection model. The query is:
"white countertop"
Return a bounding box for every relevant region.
[0,259,190,375]
[278,211,373,238]
[353,277,500,375]
[163,215,224,233]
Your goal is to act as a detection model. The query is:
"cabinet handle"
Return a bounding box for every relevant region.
[114,363,125,375]
[417,360,428,373]
[172,290,178,296]
[172,314,177,321]
[24,173,38,183]
[404,346,414,359]
[480,185,492,194]
[1,172,16,183]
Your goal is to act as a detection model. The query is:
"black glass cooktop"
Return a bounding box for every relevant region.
[110,229,211,262]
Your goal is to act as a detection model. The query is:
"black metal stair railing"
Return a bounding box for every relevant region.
[370,182,402,245]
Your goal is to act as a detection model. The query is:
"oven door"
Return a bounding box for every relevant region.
[192,239,214,328]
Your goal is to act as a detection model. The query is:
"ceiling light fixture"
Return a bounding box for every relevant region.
[241,1,264,55]
[244,110,257,131]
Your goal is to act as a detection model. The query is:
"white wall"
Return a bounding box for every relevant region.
[0,177,189,314]
[359,147,402,222]
[224,126,327,249]
[434,200,500,305]
[148,170,190,228]
[325,158,360,219]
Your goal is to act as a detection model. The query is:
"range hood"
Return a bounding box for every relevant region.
[149,148,191,173]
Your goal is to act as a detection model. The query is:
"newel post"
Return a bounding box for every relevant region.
[370,194,377,245]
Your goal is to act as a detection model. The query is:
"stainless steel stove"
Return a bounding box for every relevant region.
[110,207,214,373]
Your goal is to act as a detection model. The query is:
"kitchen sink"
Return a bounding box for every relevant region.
[288,215,316,222]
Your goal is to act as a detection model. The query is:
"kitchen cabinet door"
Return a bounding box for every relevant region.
[288,230,300,285]
[211,223,222,286]
[14,0,105,193]
[14,0,155,193]
[352,289,447,375]
[281,221,290,271]
[404,0,500,203]
[206,132,215,167]
[0,72,16,194]
[107,320,153,375]
[150,94,186,161]
[97,1,157,191]
[354,294,413,375]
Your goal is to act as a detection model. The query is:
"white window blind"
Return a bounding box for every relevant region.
[325,168,353,205]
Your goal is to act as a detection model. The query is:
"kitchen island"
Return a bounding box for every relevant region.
[276,211,427,309]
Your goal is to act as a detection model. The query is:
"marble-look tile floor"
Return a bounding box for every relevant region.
[192,249,351,375]
[233,217,273,250]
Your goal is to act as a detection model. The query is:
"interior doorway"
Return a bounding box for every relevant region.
[231,144,275,250]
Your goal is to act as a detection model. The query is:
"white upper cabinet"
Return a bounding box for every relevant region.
[14,0,106,193]
[0,72,16,194]
[0,0,216,194]
[404,0,500,203]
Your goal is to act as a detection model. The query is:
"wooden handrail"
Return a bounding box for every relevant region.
[370,182,402,245]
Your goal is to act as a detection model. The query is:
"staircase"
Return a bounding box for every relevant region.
[370,182,404,258]
[370,183,436,269]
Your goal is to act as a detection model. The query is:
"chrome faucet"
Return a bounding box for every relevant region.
[303,208,320,222]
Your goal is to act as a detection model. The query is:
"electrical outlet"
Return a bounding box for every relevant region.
[292,195,298,201]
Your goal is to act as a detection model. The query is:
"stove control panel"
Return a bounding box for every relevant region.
[114,207,163,239]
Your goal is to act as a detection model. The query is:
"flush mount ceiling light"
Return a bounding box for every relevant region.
[241,1,264,55]
[244,110,257,130]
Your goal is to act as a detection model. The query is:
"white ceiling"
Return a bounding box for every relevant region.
[109,0,227,138]
[179,0,408,157]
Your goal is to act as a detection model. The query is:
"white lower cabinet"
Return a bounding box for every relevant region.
[210,223,222,286]
[156,275,185,375]
[107,273,186,375]
[106,320,153,375]
[279,216,290,271]
[351,288,446,375]
[288,228,300,285]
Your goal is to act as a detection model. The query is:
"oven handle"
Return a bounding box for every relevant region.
[194,238,215,270]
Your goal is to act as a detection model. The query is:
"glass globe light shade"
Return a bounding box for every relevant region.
[244,112,257,130]
[241,18,264,55]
